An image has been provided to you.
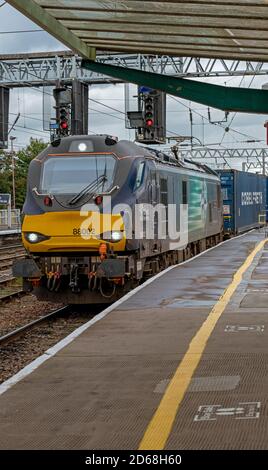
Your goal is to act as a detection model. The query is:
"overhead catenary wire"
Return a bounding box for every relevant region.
[219,73,258,146]
[0,118,49,139]
[89,97,126,116]
[88,106,125,122]
[1,60,263,148]
[0,65,125,140]
[168,96,235,149]
[0,29,44,34]
[168,95,262,144]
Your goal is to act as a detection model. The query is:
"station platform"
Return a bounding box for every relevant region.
[0,229,268,450]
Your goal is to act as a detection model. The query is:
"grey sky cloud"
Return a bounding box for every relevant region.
[0,4,65,54]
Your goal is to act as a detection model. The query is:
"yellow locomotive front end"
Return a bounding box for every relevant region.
[22,210,126,254]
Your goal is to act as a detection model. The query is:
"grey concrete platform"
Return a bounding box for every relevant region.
[0,230,268,449]
[0,228,21,236]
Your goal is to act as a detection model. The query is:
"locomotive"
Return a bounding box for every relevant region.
[13,135,223,304]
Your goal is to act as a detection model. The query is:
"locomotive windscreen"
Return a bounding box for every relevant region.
[41,154,116,195]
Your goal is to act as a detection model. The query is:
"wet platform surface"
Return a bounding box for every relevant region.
[0,230,268,449]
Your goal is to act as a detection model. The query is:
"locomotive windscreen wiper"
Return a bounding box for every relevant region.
[67,174,107,205]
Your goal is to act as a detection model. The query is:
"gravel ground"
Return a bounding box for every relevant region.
[0,311,98,384]
[0,282,23,302]
[0,294,64,336]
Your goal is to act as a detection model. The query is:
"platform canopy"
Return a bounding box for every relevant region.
[6,0,268,62]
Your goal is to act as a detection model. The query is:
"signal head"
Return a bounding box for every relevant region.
[145,118,154,127]
[60,121,68,130]
[145,96,153,104]
[59,106,69,134]
[144,94,154,128]
[59,108,68,119]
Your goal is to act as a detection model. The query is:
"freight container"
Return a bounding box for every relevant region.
[218,169,266,235]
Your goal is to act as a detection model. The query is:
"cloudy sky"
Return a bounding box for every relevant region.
[1,1,268,168]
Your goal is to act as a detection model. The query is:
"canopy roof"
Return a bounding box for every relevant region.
[6,1,268,61]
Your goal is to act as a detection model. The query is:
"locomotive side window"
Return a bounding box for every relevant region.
[160,178,168,206]
[150,169,158,204]
[217,184,221,208]
[135,162,145,190]
[175,175,180,232]
[207,182,217,222]
[209,203,213,222]
[182,180,188,204]
[160,177,168,235]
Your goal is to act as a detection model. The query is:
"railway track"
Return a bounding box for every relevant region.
[0,306,70,348]
[0,271,23,302]
[0,244,24,256]
[0,243,25,301]
[0,288,24,302]
[0,273,15,285]
[0,244,25,272]
[0,254,25,271]
[0,243,23,251]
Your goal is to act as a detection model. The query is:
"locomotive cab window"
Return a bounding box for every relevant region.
[41,154,116,195]
[134,162,145,190]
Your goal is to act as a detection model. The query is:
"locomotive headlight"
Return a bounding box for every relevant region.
[28,233,38,243]
[111,231,123,242]
[24,232,50,244]
[78,142,87,152]
[100,231,123,242]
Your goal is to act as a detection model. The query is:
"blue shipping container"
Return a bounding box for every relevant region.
[218,169,266,234]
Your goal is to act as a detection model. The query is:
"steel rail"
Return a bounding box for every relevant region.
[0,306,70,347]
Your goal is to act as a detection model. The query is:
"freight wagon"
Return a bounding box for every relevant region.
[218,169,266,235]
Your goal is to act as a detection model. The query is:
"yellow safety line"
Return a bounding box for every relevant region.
[139,238,267,450]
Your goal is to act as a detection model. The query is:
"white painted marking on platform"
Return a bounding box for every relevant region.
[194,402,261,421]
[247,289,268,292]
[236,402,261,420]
[225,325,264,333]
